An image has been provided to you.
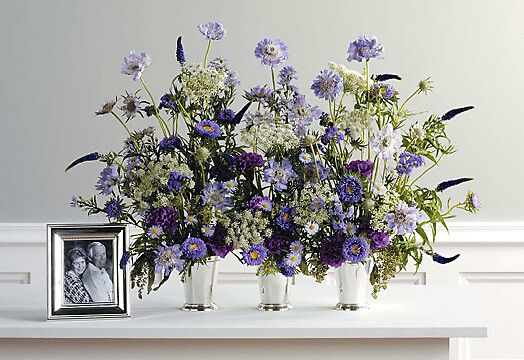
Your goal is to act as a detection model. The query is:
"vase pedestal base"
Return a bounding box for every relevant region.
[257,303,293,312]
[334,302,368,311]
[181,303,218,312]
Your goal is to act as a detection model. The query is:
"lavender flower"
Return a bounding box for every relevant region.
[278,66,297,85]
[347,36,384,63]
[436,177,474,192]
[159,136,181,151]
[263,158,297,191]
[120,51,151,81]
[441,106,474,121]
[245,86,274,105]
[288,95,322,127]
[120,94,140,120]
[342,237,370,263]
[66,152,99,172]
[321,126,345,145]
[198,22,227,40]
[320,234,346,268]
[194,120,222,138]
[185,214,198,226]
[311,70,343,101]
[146,206,179,236]
[148,225,164,239]
[254,38,289,67]
[235,152,265,171]
[216,109,235,124]
[243,244,268,266]
[207,223,234,258]
[95,164,121,196]
[337,175,363,203]
[345,160,374,180]
[385,203,421,234]
[104,199,122,218]
[181,237,207,259]
[201,182,233,210]
[154,242,184,276]
[176,36,185,65]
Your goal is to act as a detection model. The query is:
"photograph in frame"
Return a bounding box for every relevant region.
[47,224,130,320]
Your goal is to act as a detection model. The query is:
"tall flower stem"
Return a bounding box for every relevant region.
[140,78,170,137]
[409,153,444,187]
[110,112,140,150]
[204,40,212,68]
[310,145,322,184]
[271,67,276,91]
[394,88,420,125]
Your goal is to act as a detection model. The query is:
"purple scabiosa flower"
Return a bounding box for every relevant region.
[142,126,155,136]
[201,225,215,238]
[168,171,189,192]
[298,151,313,164]
[216,109,235,124]
[276,260,295,277]
[254,38,289,67]
[207,223,234,258]
[120,51,151,81]
[245,86,274,105]
[304,221,319,236]
[343,237,370,263]
[95,164,121,196]
[345,160,374,180]
[146,206,179,236]
[436,177,474,192]
[154,242,184,276]
[285,252,301,267]
[432,252,460,264]
[278,66,297,85]
[95,100,116,116]
[275,206,296,231]
[320,234,346,268]
[198,22,227,40]
[225,69,241,87]
[264,228,291,255]
[159,93,176,110]
[441,106,474,121]
[311,197,324,210]
[369,231,390,250]
[372,183,387,196]
[288,95,322,127]
[235,152,265,171]
[337,175,363,203]
[263,158,297,191]
[185,214,198,226]
[243,244,268,266]
[371,83,395,99]
[347,35,384,63]
[148,225,164,239]
[369,124,402,160]
[181,237,207,259]
[303,162,329,184]
[201,182,233,210]
[385,203,422,235]
[176,36,185,65]
[246,196,273,213]
[104,199,122,218]
[66,152,99,172]
[143,105,155,117]
[159,136,181,151]
[120,94,141,120]
[290,241,303,254]
[194,120,221,138]
[311,70,343,101]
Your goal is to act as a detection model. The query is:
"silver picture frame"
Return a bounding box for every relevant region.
[47,224,130,320]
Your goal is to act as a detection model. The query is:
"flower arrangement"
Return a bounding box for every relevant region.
[68,23,479,299]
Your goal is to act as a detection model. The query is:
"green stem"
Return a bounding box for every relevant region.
[329,98,335,121]
[409,153,444,187]
[394,88,420,125]
[204,40,212,68]
[140,78,169,137]
[271,67,276,91]
[310,145,322,184]
[111,111,140,150]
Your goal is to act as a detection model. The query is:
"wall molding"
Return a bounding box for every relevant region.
[1,222,523,247]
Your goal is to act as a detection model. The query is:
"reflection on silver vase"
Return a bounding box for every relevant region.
[257,273,293,311]
[334,259,373,311]
[182,257,219,311]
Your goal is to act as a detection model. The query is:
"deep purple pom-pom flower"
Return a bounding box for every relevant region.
[342,237,370,263]
[146,206,179,236]
[104,199,122,218]
[347,35,384,63]
[369,230,390,250]
[320,234,346,268]
[181,237,208,259]
[216,109,235,124]
[345,160,374,180]
[207,223,234,258]
[264,228,291,255]
[337,175,363,203]
[243,244,268,266]
[235,152,265,171]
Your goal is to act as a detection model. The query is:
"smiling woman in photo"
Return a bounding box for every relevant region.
[64,247,92,304]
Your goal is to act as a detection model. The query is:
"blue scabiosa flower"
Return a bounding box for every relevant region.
[194,120,222,138]
[198,22,227,40]
[148,225,164,239]
[154,242,184,276]
[276,260,295,277]
[176,36,185,65]
[289,241,303,254]
[385,203,422,234]
[304,221,319,236]
[347,36,384,63]
[288,95,322,127]
[159,136,181,151]
[245,86,274,105]
[120,50,151,81]
[311,197,324,210]
[254,38,289,67]
[181,237,207,259]
[263,158,297,191]
[285,252,302,267]
[201,225,215,238]
[104,199,122,218]
[201,182,233,210]
[436,178,474,192]
[66,152,99,172]
[369,124,402,160]
[96,164,121,196]
[243,244,268,266]
[337,175,363,203]
[311,70,343,101]
[342,237,370,263]
[216,109,235,124]
[441,106,474,121]
[371,83,395,99]
[278,66,298,85]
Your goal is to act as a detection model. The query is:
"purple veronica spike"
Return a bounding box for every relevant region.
[120,51,151,81]
[375,74,402,81]
[198,22,227,40]
[432,252,460,264]
[441,106,474,121]
[436,178,474,192]
[176,36,186,65]
[66,152,99,172]
[254,38,289,67]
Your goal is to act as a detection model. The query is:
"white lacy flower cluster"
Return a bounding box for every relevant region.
[338,107,375,139]
[241,121,300,153]
[291,184,337,227]
[328,62,369,94]
[180,63,227,100]
[370,188,400,232]
[133,154,194,208]
[221,210,272,249]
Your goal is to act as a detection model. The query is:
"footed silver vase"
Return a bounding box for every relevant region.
[182,257,219,311]
[257,272,293,311]
[334,259,373,311]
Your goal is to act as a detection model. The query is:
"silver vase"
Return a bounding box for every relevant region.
[182,257,219,311]
[334,259,373,311]
[257,272,293,311]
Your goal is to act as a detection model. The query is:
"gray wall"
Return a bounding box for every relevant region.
[0,0,521,222]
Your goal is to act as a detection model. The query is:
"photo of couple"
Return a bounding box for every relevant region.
[64,241,114,304]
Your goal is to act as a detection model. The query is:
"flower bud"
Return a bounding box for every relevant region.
[195,147,211,162]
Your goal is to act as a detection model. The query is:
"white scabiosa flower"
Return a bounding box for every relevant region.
[369,124,402,160]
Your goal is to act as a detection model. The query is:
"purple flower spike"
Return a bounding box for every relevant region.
[198,22,227,40]
[120,51,151,81]
[254,38,289,67]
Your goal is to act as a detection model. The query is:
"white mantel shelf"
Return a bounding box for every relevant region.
[0,284,486,340]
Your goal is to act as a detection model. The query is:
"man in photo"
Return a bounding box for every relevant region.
[82,242,114,302]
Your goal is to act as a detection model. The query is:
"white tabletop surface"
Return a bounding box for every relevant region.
[0,283,486,339]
